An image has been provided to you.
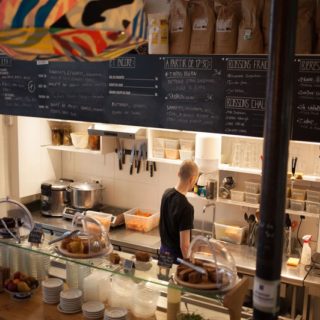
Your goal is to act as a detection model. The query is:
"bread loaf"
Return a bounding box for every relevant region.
[109,253,121,264]
[188,271,202,284]
[135,251,151,262]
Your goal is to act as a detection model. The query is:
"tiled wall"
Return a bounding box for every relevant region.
[61,136,320,251]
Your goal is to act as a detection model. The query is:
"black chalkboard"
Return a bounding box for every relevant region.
[292,56,320,142]
[223,56,267,137]
[0,53,270,138]
[28,223,44,244]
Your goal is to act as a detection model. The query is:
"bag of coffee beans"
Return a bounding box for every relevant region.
[215,1,239,53]
[236,0,264,54]
[262,0,270,53]
[169,0,191,54]
[295,0,316,54]
[189,0,215,54]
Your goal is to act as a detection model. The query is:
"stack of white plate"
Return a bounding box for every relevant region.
[42,278,64,304]
[58,288,83,314]
[104,307,128,320]
[82,301,105,319]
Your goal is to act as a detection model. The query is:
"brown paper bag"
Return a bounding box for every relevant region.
[189,0,215,54]
[236,0,264,54]
[215,4,239,53]
[262,0,270,53]
[296,0,315,54]
[315,3,320,53]
[169,0,191,54]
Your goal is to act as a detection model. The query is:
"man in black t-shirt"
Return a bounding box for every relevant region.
[159,160,199,263]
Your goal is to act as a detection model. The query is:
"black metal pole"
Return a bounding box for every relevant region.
[253,0,298,319]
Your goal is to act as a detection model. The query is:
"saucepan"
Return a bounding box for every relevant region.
[67,181,104,209]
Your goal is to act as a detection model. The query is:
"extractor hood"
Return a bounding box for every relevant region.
[88,124,146,139]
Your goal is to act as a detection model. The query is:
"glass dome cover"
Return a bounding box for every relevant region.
[0,197,34,242]
[175,235,237,293]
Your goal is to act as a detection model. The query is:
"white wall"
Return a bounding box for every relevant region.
[61,135,320,252]
[0,116,9,198]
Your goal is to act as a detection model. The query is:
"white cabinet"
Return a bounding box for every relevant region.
[8,117,61,199]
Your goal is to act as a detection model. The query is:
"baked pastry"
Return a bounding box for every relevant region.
[135,251,150,262]
[188,271,202,284]
[178,268,193,281]
[109,252,120,264]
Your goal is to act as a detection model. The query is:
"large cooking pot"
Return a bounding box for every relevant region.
[68,181,104,209]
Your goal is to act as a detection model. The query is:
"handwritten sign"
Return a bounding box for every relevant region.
[28,223,44,244]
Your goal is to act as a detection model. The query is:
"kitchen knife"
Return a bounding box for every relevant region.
[150,162,154,177]
[137,143,142,174]
[121,139,125,165]
[116,137,122,170]
[153,161,157,172]
[129,142,135,175]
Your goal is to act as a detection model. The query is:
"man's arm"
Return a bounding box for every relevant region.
[180,229,191,259]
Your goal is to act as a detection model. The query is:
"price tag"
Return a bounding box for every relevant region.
[158,252,175,268]
[28,223,44,244]
[123,259,134,273]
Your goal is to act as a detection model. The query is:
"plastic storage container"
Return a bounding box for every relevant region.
[179,149,194,161]
[153,138,165,148]
[179,139,195,150]
[230,190,245,202]
[306,189,320,203]
[85,211,113,233]
[164,139,179,149]
[153,148,164,158]
[245,192,261,204]
[124,208,160,232]
[291,188,306,200]
[165,148,180,159]
[244,180,261,194]
[214,222,246,244]
[305,201,320,214]
[290,199,305,211]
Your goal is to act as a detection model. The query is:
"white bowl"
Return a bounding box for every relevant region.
[70,132,88,149]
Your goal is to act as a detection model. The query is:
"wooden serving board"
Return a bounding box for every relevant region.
[173,273,230,291]
[55,244,112,259]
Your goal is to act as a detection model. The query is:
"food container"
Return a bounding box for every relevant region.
[68,181,104,209]
[88,135,100,150]
[153,148,165,158]
[124,208,160,232]
[85,211,113,233]
[179,139,195,150]
[291,188,306,201]
[179,149,194,161]
[153,138,165,148]
[164,138,179,149]
[70,132,89,149]
[214,222,246,245]
[51,126,63,146]
[109,275,134,310]
[306,189,320,203]
[132,282,160,318]
[62,125,72,146]
[245,192,261,204]
[290,199,305,211]
[305,201,320,214]
[230,190,245,202]
[244,180,261,194]
[165,148,180,159]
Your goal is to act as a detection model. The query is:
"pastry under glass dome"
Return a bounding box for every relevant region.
[175,235,237,293]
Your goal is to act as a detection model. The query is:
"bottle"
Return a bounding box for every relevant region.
[167,280,181,320]
[300,235,312,265]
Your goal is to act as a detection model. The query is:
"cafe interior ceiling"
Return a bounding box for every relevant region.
[0,0,147,61]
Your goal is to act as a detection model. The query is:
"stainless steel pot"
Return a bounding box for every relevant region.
[68,181,104,209]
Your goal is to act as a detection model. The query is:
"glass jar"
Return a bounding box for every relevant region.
[88,135,100,151]
[51,127,62,146]
[62,126,72,146]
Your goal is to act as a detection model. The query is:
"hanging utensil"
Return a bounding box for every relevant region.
[129,142,135,175]
[116,137,122,170]
[291,156,298,177]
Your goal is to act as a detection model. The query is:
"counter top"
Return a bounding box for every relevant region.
[32,211,161,255]
[31,211,308,286]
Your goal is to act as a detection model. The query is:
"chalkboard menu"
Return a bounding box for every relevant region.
[0,53,270,138]
[224,56,267,137]
[292,56,320,143]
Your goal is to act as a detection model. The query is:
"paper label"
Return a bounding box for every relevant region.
[244,28,253,40]
[193,18,208,31]
[171,19,184,33]
[253,276,280,313]
[216,19,232,32]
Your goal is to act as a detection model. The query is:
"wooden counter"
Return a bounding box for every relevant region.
[0,289,167,320]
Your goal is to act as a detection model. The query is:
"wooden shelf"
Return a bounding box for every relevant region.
[43,144,102,155]
[219,164,261,175]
